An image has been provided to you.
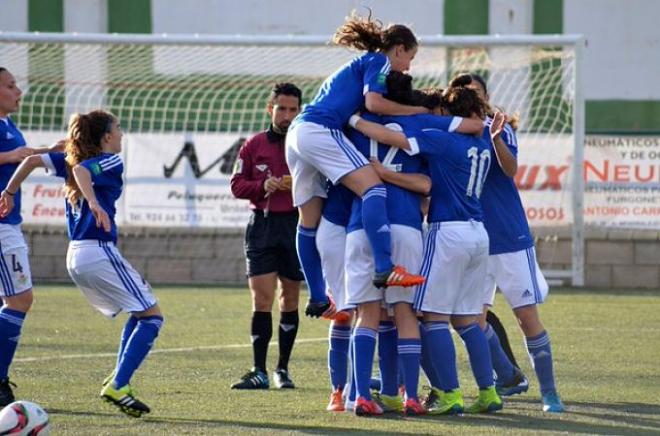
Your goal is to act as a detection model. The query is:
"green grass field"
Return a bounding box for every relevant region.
[10,285,660,435]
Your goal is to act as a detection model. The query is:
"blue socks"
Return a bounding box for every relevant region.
[398,338,422,401]
[377,321,398,396]
[0,307,26,379]
[116,315,139,370]
[113,315,164,388]
[420,322,442,389]
[526,330,557,395]
[456,323,494,390]
[361,185,392,274]
[484,323,517,384]
[328,324,351,389]
[296,225,327,303]
[423,321,459,392]
[352,327,377,400]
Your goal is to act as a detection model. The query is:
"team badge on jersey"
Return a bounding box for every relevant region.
[256,164,268,172]
[233,158,243,174]
[90,162,102,175]
[377,73,387,85]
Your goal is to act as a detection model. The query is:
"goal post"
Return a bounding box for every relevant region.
[0,31,585,286]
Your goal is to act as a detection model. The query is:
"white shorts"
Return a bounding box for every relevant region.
[414,221,489,316]
[66,240,157,318]
[483,247,549,309]
[0,224,32,297]
[316,217,354,312]
[285,121,368,207]
[345,225,423,306]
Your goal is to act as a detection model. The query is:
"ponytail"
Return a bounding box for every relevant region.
[333,9,417,52]
[63,110,115,207]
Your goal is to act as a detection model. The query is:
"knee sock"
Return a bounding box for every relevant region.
[361,185,392,274]
[525,330,557,395]
[455,323,494,390]
[328,324,351,390]
[484,323,516,384]
[277,310,299,371]
[296,225,327,303]
[352,327,377,400]
[423,321,459,392]
[0,307,26,379]
[113,316,164,388]
[398,338,422,400]
[377,321,398,396]
[251,311,272,373]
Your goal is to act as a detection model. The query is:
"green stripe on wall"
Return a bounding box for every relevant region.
[108,0,152,33]
[533,0,563,34]
[444,0,489,35]
[587,101,660,133]
[28,0,63,31]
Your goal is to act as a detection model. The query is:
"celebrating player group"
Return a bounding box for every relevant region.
[0,8,563,421]
[286,10,564,416]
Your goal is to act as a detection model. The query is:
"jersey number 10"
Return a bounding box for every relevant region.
[466,146,491,198]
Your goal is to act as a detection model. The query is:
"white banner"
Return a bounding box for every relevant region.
[17,131,660,230]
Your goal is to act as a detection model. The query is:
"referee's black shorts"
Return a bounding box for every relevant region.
[244,210,304,281]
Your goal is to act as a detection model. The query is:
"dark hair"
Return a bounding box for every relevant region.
[441,86,488,119]
[0,67,7,75]
[385,71,414,105]
[269,82,302,107]
[64,110,116,206]
[450,72,520,129]
[414,88,443,111]
[333,9,417,52]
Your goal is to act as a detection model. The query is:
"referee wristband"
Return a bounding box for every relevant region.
[348,114,362,129]
[3,189,15,196]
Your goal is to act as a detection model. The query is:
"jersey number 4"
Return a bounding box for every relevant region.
[466,146,491,198]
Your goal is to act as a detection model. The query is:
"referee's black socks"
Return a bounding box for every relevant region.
[277,310,299,372]
[251,311,272,374]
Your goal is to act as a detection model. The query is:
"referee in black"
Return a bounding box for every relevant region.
[229,83,304,390]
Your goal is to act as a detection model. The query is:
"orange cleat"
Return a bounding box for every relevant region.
[404,397,428,416]
[326,388,345,412]
[354,396,384,416]
[324,310,351,323]
[373,265,425,289]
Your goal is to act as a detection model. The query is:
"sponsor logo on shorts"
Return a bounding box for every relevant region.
[18,274,27,285]
[522,289,532,298]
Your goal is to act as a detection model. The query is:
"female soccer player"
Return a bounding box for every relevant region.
[286,11,429,318]
[456,73,564,413]
[348,85,506,415]
[0,110,164,418]
[0,67,62,406]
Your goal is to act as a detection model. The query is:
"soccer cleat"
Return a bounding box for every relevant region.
[273,369,295,389]
[404,397,428,416]
[354,396,384,416]
[422,387,441,411]
[467,386,503,414]
[101,370,116,388]
[542,391,565,413]
[101,383,151,417]
[230,369,269,390]
[305,298,334,318]
[0,378,16,407]
[326,388,345,412]
[372,392,403,413]
[496,368,529,397]
[427,389,464,415]
[372,265,425,289]
[324,310,351,323]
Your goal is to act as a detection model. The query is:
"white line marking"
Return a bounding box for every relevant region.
[15,337,328,363]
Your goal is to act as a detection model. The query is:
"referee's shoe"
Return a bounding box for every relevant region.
[231,368,269,390]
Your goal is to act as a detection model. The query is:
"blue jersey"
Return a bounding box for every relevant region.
[298,52,390,129]
[47,152,123,242]
[322,182,354,227]
[480,121,533,254]
[346,113,434,233]
[411,129,492,223]
[0,118,27,224]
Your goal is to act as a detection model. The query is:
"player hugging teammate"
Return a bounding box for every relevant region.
[292,10,564,417]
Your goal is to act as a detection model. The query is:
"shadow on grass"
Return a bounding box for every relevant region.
[48,399,660,436]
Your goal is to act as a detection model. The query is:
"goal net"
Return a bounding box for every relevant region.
[0,32,584,285]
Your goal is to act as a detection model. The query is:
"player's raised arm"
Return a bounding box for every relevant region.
[349,115,411,150]
[0,155,48,217]
[489,111,517,177]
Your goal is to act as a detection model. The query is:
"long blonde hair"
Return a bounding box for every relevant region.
[63,110,115,206]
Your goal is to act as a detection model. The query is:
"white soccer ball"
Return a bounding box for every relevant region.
[0,401,50,435]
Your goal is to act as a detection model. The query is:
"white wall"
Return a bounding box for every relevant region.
[151,0,444,35]
[0,0,28,31]
[564,0,660,100]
